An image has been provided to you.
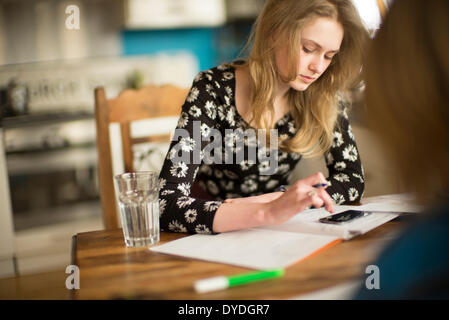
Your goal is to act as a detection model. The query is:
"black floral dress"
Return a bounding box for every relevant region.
[158,63,365,234]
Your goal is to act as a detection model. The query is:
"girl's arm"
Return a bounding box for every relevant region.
[324,106,365,205]
[213,172,334,233]
[223,191,283,204]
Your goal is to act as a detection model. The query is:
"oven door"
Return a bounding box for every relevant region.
[4,118,101,231]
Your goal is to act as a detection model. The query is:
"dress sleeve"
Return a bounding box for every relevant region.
[158,71,224,234]
[324,104,365,204]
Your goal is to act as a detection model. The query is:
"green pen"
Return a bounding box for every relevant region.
[194,269,285,293]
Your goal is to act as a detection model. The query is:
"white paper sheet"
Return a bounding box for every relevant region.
[360,193,424,213]
[150,228,339,270]
[359,202,423,213]
[150,196,416,270]
[258,205,399,240]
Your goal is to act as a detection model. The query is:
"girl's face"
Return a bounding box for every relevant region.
[275,17,344,92]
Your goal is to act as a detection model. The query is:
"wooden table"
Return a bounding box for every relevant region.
[71,218,405,300]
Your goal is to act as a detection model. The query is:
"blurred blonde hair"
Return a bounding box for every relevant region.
[363,0,449,202]
[233,0,369,156]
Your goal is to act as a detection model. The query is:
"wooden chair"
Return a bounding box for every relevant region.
[94,85,189,230]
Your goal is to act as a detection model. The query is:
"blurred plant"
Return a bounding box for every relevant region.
[126,70,145,89]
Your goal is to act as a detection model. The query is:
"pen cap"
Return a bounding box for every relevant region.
[194,276,228,293]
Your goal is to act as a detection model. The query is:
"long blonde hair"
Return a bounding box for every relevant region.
[364,0,449,203]
[235,0,368,156]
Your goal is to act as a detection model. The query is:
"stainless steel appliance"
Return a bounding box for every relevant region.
[0,55,197,231]
[3,114,100,230]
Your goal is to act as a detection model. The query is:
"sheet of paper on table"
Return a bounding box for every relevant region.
[150,196,418,270]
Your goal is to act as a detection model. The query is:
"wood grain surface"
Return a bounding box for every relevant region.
[72,219,405,300]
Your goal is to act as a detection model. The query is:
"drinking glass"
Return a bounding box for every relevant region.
[115,171,160,247]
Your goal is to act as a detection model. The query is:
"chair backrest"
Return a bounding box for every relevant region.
[94,85,189,229]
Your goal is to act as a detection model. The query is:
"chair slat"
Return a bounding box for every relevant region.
[94,85,188,230]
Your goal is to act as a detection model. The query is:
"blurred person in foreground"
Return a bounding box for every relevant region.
[354,0,449,299]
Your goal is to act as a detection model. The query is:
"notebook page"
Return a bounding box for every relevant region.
[150,228,339,270]
[257,205,399,240]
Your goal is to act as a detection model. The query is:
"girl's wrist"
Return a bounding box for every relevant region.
[213,201,275,232]
[250,202,271,227]
[259,200,277,226]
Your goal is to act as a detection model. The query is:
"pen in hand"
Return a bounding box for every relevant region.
[278,181,329,192]
[312,182,329,188]
[278,182,332,211]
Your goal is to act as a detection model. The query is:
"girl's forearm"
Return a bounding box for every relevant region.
[212,201,271,233]
[213,173,334,233]
[224,192,283,204]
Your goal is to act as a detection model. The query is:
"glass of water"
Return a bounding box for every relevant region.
[115,172,160,247]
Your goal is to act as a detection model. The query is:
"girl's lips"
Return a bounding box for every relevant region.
[300,75,315,83]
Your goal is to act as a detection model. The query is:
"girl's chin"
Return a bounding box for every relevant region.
[289,80,311,92]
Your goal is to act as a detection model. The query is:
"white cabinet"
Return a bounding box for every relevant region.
[124,0,226,29]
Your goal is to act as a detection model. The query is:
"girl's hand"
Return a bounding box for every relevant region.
[263,172,334,225]
[224,192,283,204]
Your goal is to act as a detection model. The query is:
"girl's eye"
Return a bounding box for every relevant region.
[324,55,333,60]
[302,46,313,53]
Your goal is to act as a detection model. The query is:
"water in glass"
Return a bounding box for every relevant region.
[115,172,160,247]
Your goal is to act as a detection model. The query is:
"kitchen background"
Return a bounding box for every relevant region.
[0,0,386,279]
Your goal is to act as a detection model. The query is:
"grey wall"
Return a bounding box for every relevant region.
[0,0,123,65]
